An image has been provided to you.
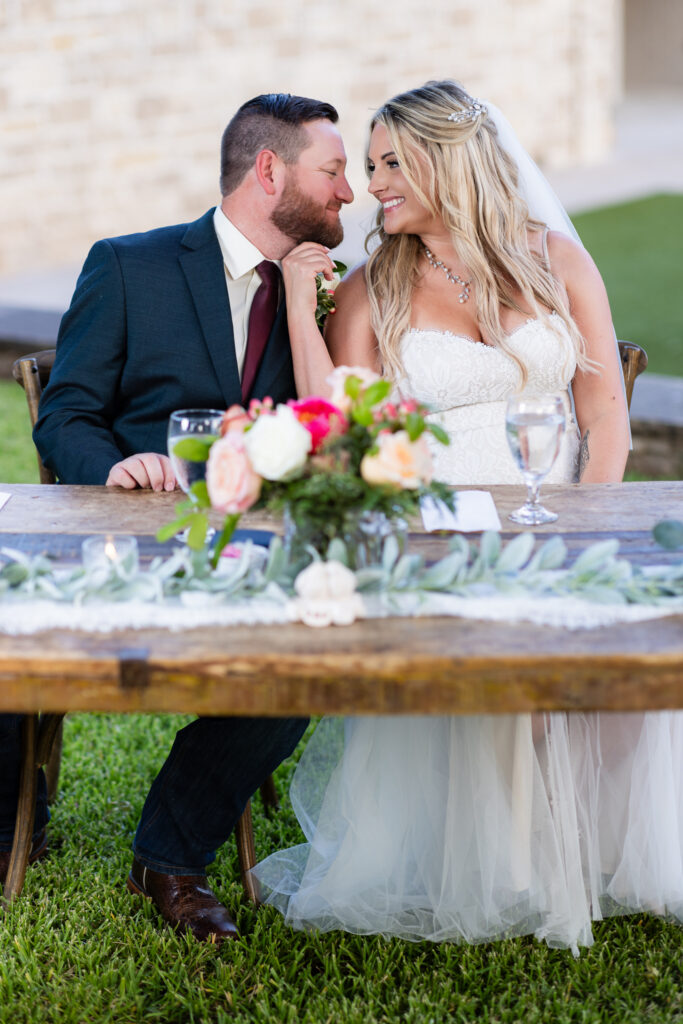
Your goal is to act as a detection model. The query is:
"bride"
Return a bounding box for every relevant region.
[254,80,682,953]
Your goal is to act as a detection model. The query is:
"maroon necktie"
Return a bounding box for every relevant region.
[241,260,280,401]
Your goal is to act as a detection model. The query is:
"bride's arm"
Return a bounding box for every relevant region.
[547,232,630,483]
[282,247,380,397]
[325,264,381,374]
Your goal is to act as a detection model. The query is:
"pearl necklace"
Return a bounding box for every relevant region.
[423,246,472,303]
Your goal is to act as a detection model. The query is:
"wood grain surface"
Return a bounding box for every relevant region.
[1,483,681,716]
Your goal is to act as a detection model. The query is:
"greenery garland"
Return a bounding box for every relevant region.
[1,527,681,612]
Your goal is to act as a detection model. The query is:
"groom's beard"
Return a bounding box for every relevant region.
[271,175,344,249]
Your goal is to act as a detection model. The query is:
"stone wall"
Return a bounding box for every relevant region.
[0,0,621,276]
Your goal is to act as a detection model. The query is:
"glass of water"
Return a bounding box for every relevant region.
[167,409,224,497]
[505,393,566,524]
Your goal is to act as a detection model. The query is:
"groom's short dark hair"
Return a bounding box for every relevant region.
[220,93,339,197]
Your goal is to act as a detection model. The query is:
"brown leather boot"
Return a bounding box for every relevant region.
[126,857,239,943]
[0,829,49,887]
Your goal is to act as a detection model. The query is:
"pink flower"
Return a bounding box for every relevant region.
[220,405,252,436]
[360,430,433,489]
[206,433,262,513]
[288,397,348,453]
[398,399,419,414]
[248,396,274,417]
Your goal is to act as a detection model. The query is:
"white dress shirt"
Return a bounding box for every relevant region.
[212,206,281,377]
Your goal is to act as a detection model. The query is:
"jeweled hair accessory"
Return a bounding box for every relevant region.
[447,99,487,125]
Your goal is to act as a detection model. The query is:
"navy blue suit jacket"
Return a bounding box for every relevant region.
[34,209,296,484]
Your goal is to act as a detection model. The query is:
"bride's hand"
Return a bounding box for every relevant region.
[281,242,335,313]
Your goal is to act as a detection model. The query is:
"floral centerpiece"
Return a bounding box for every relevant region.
[159,367,454,568]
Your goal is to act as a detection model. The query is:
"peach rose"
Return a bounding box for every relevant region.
[206,433,262,513]
[360,430,433,489]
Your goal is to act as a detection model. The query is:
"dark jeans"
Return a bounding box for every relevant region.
[133,715,309,875]
[0,715,49,848]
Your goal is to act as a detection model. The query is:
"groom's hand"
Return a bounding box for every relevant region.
[106,453,176,491]
[281,242,335,312]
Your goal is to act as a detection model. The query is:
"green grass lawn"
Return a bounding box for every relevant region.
[2,714,682,1024]
[573,194,683,377]
[0,378,39,483]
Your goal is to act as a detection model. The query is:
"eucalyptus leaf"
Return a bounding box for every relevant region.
[2,562,29,586]
[381,534,400,571]
[326,538,349,565]
[571,540,620,575]
[263,538,288,584]
[526,536,567,572]
[495,533,535,573]
[354,568,388,592]
[653,519,683,550]
[390,554,417,588]
[419,551,467,590]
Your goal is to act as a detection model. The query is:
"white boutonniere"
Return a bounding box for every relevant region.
[315,260,347,326]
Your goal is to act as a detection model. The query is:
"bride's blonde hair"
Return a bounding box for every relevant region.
[365,80,592,384]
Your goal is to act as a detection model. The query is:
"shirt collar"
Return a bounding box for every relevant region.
[213,205,279,280]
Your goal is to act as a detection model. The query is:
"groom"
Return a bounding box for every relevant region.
[28,92,353,941]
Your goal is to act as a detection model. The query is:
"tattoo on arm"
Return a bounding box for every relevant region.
[579,430,590,480]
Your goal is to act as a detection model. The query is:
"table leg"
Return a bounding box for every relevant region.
[3,715,38,903]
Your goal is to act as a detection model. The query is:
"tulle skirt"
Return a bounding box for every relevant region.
[252,712,683,954]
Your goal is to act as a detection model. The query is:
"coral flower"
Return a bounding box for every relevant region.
[289,397,348,453]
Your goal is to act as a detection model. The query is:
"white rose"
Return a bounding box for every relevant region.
[244,404,312,481]
[289,559,365,627]
[317,270,342,295]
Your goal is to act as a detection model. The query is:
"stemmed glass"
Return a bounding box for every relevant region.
[505,393,566,524]
[167,409,224,499]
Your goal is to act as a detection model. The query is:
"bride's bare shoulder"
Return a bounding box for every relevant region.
[325,261,378,368]
[334,261,370,304]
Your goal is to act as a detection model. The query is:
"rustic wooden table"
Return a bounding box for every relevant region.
[1,481,681,901]
[0,482,681,717]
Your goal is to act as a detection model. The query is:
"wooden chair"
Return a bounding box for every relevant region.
[618,340,648,410]
[7,350,277,904]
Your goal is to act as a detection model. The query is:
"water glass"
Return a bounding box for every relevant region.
[167,409,224,497]
[505,393,566,524]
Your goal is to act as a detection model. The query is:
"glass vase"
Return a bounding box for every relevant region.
[283,505,407,570]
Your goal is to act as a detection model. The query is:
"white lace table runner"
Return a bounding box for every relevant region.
[0,591,678,635]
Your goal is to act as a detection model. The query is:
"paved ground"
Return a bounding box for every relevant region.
[2,88,681,423]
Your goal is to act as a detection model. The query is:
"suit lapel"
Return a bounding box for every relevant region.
[178,210,242,406]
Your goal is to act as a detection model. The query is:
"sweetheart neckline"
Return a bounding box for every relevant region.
[406,313,562,349]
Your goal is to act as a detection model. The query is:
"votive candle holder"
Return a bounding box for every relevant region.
[81,534,139,573]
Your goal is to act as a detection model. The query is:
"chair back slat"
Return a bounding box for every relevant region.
[618,340,648,411]
[11,349,57,485]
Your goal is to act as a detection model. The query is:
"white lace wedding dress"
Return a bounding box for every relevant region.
[252,320,683,954]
